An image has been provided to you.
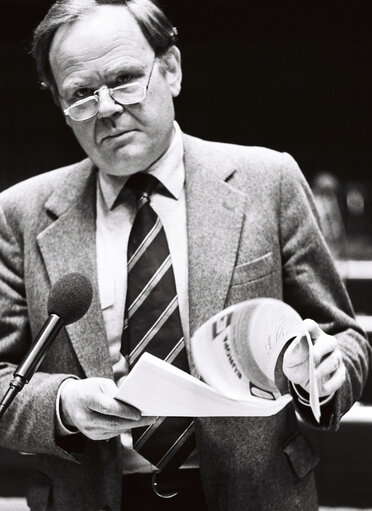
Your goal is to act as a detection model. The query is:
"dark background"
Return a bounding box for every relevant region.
[1,1,372,506]
[0,0,371,192]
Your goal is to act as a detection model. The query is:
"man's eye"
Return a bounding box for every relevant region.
[74,88,94,99]
[115,74,136,86]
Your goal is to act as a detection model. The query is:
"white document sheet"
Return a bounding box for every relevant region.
[115,352,292,417]
[191,298,320,422]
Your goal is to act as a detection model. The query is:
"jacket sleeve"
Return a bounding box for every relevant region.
[278,152,371,429]
[0,199,78,462]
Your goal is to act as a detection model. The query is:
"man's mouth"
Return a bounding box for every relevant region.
[101,129,136,144]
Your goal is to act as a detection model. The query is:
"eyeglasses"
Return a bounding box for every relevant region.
[63,59,156,122]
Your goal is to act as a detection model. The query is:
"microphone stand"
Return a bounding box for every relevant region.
[0,314,63,420]
[0,376,25,419]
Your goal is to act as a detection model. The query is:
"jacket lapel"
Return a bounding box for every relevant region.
[36,135,247,379]
[37,160,113,379]
[183,135,247,343]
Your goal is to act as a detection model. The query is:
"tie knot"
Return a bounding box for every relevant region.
[126,173,158,199]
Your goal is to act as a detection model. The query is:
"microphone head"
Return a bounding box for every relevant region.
[47,273,93,325]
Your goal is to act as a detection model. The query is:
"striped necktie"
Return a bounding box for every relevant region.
[121,173,195,487]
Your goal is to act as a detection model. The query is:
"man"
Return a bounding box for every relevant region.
[0,1,369,510]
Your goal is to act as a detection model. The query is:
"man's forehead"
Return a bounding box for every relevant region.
[49,5,153,88]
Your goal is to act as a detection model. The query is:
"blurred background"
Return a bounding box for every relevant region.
[0,0,371,509]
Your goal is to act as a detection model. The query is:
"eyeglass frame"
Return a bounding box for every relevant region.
[62,57,156,122]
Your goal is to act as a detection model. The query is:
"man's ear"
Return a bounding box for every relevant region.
[161,46,182,98]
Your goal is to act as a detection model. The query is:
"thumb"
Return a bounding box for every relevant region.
[303,318,323,342]
[97,378,118,398]
[284,334,309,366]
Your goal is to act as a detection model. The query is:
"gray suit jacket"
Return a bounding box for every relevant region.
[0,134,369,511]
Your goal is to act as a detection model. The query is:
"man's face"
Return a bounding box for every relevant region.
[49,5,182,176]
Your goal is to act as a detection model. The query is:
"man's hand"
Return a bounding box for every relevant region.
[283,318,346,397]
[60,377,155,440]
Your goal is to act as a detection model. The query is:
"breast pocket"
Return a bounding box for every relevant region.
[227,252,277,304]
[231,252,275,287]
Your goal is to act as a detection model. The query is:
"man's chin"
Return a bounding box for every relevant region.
[96,150,154,176]
[92,135,171,175]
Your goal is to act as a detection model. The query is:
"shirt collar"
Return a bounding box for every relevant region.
[98,121,184,210]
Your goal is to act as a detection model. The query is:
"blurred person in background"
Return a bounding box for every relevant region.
[312,171,347,258]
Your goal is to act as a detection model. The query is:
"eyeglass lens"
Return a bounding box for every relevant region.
[68,83,146,121]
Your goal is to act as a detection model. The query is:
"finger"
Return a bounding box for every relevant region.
[303,318,323,341]
[84,418,157,441]
[283,336,309,368]
[80,426,122,441]
[131,416,157,428]
[320,362,346,396]
[84,413,157,436]
[89,393,142,421]
[312,334,338,365]
[303,318,339,362]
[94,415,157,431]
[97,378,119,398]
[315,350,343,383]
[82,378,141,419]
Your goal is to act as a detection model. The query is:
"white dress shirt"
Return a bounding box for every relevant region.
[56,122,195,472]
[96,122,190,473]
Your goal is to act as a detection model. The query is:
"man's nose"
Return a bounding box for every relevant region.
[96,86,123,119]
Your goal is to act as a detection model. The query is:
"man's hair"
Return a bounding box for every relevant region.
[32,0,178,102]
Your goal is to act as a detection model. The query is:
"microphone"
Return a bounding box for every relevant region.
[0,273,93,420]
